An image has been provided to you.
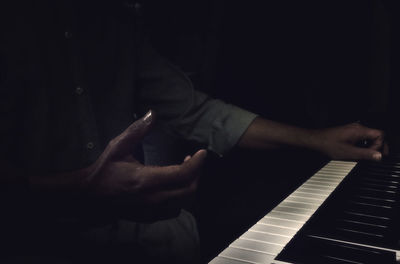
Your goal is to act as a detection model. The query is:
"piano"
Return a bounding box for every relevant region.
[209,156,400,264]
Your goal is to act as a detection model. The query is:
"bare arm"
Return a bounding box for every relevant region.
[238,117,386,161]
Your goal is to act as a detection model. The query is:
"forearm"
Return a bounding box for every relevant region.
[237,117,318,151]
[237,117,385,161]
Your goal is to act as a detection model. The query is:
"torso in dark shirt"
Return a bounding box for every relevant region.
[1,1,140,172]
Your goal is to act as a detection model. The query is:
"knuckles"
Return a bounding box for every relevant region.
[107,136,121,152]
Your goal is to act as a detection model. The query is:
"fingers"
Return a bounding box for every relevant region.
[141,149,207,188]
[147,175,199,206]
[109,110,155,159]
[345,146,382,161]
[345,124,383,161]
[361,128,385,151]
[349,123,386,153]
[383,142,389,156]
[132,150,206,221]
[184,155,191,162]
[180,149,207,174]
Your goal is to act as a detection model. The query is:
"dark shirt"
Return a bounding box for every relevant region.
[1,1,140,172]
[0,0,256,173]
[0,1,257,260]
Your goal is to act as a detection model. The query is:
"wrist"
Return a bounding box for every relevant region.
[302,128,326,153]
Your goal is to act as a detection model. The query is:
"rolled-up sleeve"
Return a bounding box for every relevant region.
[137,43,257,156]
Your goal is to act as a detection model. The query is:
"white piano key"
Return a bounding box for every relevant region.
[272,206,314,217]
[308,177,343,183]
[284,196,324,206]
[328,161,357,166]
[305,178,340,184]
[279,201,320,211]
[301,182,336,191]
[209,256,252,264]
[320,166,354,172]
[319,171,350,175]
[311,171,345,179]
[309,173,344,179]
[302,182,336,191]
[242,230,292,246]
[231,238,283,256]
[317,168,347,173]
[312,172,345,179]
[258,216,304,230]
[325,167,356,173]
[267,210,310,222]
[220,247,275,264]
[313,172,347,178]
[295,186,331,196]
[330,166,354,171]
[324,165,354,169]
[328,160,356,165]
[250,223,297,237]
[304,180,340,188]
[314,175,347,180]
[287,191,327,201]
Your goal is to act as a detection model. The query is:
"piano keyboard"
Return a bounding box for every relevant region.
[209,159,400,264]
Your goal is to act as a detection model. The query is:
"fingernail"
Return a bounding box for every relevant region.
[198,149,207,159]
[373,152,382,161]
[143,110,153,124]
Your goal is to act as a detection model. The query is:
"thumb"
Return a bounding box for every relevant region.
[179,149,207,179]
[110,110,155,157]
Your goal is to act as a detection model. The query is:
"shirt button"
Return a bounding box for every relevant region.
[86,142,94,150]
[65,31,73,39]
[75,86,84,95]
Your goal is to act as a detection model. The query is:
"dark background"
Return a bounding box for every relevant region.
[141,0,397,262]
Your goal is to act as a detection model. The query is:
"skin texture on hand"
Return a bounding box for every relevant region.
[311,122,387,161]
[82,110,207,221]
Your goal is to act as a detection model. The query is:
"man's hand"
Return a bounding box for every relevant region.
[238,117,387,162]
[2,111,205,222]
[81,110,207,221]
[312,122,387,161]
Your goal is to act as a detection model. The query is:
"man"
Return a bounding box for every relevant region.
[0,1,386,263]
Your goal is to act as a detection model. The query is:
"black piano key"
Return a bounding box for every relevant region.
[277,234,397,264]
[360,177,400,186]
[358,182,399,191]
[338,219,388,229]
[360,170,400,179]
[279,157,400,259]
[339,201,392,219]
[351,189,398,203]
[342,211,391,226]
[316,221,389,246]
[352,195,396,207]
[264,157,400,264]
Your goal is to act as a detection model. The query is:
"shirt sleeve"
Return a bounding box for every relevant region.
[137,42,258,156]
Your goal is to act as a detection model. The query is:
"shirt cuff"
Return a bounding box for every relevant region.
[208,104,258,156]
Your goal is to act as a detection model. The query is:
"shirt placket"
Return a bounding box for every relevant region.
[63,4,101,164]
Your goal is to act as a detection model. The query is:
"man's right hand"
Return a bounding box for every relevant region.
[82,110,207,221]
